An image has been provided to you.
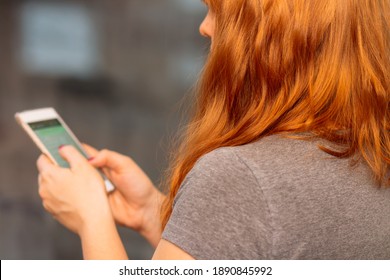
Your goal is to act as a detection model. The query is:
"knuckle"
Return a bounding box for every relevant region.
[38,185,47,199]
[36,155,44,167]
[40,169,52,180]
[42,201,50,212]
[38,174,43,184]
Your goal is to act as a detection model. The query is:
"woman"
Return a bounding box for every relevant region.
[37,0,390,259]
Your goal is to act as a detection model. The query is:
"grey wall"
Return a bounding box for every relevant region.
[0,0,207,259]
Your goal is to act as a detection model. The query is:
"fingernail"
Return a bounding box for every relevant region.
[88,157,95,162]
[58,145,65,150]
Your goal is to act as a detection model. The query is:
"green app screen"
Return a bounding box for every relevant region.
[29,119,87,168]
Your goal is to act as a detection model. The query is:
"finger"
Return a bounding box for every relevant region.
[38,180,45,197]
[89,149,131,171]
[59,145,89,169]
[37,154,56,173]
[107,194,125,226]
[82,143,99,158]
[42,200,48,211]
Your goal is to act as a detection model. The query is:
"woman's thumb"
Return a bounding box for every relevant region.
[88,149,129,171]
[82,143,99,158]
[59,145,88,169]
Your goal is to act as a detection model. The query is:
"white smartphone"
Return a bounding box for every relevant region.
[15,107,115,192]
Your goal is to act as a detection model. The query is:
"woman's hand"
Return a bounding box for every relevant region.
[85,145,165,248]
[36,145,193,260]
[37,146,128,259]
[37,146,113,236]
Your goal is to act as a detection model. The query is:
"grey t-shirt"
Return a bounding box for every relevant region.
[162,135,390,259]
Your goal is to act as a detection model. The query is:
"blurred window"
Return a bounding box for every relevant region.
[20,2,100,77]
[174,0,205,12]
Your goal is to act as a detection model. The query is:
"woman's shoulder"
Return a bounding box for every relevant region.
[190,133,357,188]
[194,134,322,173]
[174,138,276,208]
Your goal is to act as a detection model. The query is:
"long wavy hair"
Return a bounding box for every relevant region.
[161,0,390,229]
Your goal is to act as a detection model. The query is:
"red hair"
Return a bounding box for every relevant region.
[161,0,390,228]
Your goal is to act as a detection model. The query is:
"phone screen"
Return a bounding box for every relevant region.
[28,119,87,168]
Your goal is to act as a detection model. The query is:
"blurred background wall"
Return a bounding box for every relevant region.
[0,0,207,259]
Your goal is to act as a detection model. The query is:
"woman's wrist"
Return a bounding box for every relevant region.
[139,189,165,248]
[78,203,114,239]
[78,207,128,260]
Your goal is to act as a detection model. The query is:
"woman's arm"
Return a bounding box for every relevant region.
[78,208,128,260]
[85,146,164,248]
[152,239,195,260]
[37,145,195,260]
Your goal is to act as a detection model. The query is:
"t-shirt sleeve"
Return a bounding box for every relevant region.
[161,147,272,260]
